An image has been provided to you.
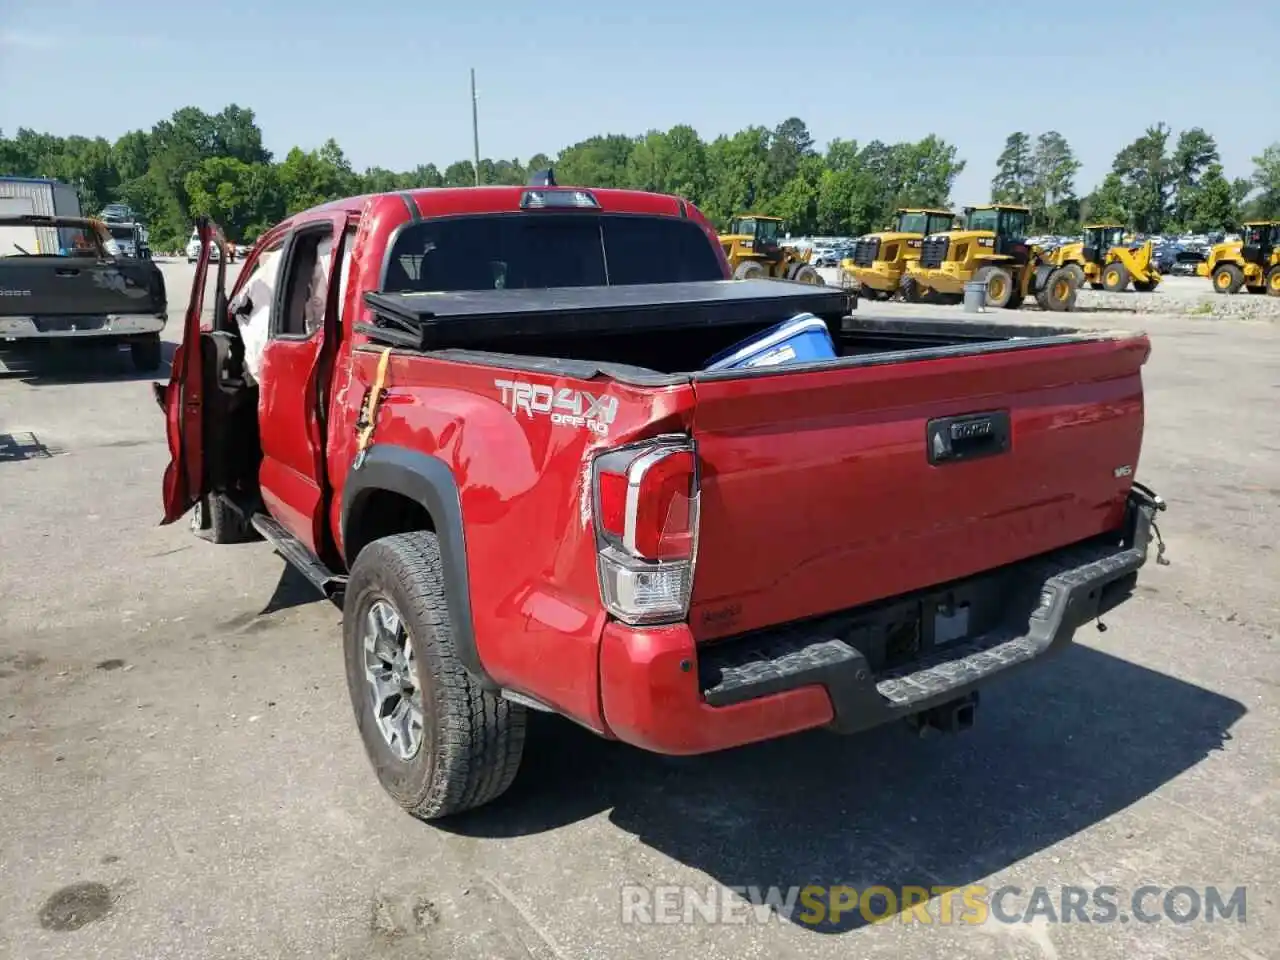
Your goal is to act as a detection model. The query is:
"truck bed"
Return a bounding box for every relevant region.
[360,279,1115,384]
[352,278,1150,643]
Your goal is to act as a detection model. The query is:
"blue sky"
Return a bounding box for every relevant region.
[1,0,1273,204]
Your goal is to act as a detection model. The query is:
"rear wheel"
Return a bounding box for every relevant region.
[787,263,823,285]
[130,334,163,372]
[1212,263,1244,295]
[344,532,526,821]
[1102,262,1131,292]
[974,265,1015,308]
[733,260,767,280]
[1035,268,1077,312]
[899,276,922,302]
[1266,266,1280,297]
[1062,263,1086,288]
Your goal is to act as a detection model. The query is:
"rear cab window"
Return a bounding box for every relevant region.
[382,213,723,292]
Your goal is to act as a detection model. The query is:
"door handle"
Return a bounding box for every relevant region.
[55,268,80,277]
[926,411,1011,465]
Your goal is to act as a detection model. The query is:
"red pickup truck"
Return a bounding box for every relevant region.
[158,176,1167,821]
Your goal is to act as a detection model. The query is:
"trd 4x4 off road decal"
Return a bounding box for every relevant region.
[494,379,618,436]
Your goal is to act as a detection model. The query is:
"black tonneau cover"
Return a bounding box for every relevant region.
[360,279,853,350]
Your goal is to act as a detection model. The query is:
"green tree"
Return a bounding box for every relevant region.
[1170,127,1220,228]
[1250,142,1280,218]
[1181,163,1238,232]
[442,160,475,187]
[991,132,1034,204]
[554,134,636,189]
[276,140,357,215]
[186,157,283,240]
[763,117,815,196]
[703,127,770,225]
[1030,131,1080,232]
[1112,123,1173,233]
[898,135,965,208]
[625,125,708,202]
[1083,172,1129,226]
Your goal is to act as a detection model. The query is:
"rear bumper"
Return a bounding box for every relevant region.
[599,489,1162,755]
[0,313,166,340]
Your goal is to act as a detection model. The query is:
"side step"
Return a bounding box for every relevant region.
[250,514,348,605]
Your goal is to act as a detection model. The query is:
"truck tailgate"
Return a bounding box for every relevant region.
[687,335,1148,641]
[0,257,164,319]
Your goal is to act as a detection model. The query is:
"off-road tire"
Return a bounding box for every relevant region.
[974,265,1015,308]
[1212,263,1244,295]
[787,263,823,285]
[733,260,767,280]
[130,334,163,372]
[1267,265,1280,297]
[1102,262,1131,292]
[1035,268,1077,312]
[1063,263,1086,289]
[190,494,258,544]
[344,532,526,821]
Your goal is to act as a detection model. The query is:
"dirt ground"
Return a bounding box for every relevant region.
[1,261,1276,959]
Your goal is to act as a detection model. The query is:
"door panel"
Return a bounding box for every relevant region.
[256,216,346,554]
[159,218,222,523]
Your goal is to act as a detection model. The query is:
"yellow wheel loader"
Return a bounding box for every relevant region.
[839,208,957,300]
[719,215,824,284]
[904,204,1078,311]
[1049,224,1162,293]
[1197,221,1280,295]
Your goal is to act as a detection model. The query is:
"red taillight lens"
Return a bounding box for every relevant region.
[596,469,629,539]
[629,449,694,560]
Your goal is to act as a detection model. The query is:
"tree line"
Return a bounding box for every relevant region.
[3,105,1279,248]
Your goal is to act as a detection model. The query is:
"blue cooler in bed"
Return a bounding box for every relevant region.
[703,311,836,371]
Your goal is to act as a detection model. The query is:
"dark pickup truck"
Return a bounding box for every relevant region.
[159,179,1167,823]
[0,213,168,371]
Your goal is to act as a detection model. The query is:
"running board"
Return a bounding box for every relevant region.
[250,514,348,605]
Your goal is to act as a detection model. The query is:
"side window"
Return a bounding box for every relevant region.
[336,225,358,330]
[274,227,335,339]
[231,238,285,384]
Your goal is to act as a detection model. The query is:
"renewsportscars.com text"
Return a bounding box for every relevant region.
[620,883,1248,927]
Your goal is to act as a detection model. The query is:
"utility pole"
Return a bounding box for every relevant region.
[470,68,481,187]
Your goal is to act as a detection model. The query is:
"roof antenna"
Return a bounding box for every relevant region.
[529,168,557,188]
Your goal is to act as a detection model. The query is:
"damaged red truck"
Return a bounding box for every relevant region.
[159,178,1167,821]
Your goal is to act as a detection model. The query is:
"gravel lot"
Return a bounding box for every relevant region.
[1,261,1277,960]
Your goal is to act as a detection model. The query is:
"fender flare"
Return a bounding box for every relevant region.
[340,444,496,690]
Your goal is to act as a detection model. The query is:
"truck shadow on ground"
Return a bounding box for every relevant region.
[442,643,1244,934]
[0,341,175,385]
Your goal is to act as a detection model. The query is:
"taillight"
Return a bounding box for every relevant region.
[591,436,699,625]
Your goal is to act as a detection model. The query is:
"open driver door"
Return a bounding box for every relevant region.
[157,217,228,523]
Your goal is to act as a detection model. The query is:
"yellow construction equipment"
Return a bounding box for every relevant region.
[719,215,823,284]
[1048,224,1162,292]
[1197,221,1280,295]
[904,203,1077,311]
[840,208,957,300]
